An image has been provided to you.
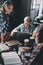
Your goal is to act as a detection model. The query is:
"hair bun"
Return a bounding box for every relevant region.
[2,0,13,8]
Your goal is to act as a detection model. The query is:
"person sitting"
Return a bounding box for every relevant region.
[30,24,43,65]
[11,16,35,36]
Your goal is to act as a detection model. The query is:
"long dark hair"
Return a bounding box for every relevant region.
[2,1,14,13]
[2,1,14,22]
[37,24,43,43]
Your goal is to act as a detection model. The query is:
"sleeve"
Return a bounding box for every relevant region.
[12,24,23,32]
[30,46,43,65]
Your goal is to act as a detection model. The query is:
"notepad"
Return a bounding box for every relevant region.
[2,52,22,65]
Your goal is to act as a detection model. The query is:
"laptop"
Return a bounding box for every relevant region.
[15,32,32,43]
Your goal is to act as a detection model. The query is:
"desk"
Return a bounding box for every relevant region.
[0,40,38,65]
[5,40,22,53]
[0,40,22,65]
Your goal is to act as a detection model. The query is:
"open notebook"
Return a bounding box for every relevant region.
[2,52,22,65]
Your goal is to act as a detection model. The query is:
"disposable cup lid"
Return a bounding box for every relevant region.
[24,39,29,42]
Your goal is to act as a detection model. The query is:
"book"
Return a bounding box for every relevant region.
[2,52,22,65]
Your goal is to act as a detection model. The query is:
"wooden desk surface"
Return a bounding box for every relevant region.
[6,40,22,46]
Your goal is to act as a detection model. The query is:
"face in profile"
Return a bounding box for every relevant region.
[33,27,39,44]
[4,4,14,14]
[35,33,39,44]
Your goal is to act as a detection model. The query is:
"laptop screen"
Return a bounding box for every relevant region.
[16,32,32,43]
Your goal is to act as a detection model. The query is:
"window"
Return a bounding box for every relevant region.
[31,0,41,9]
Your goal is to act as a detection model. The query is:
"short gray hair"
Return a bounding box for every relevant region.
[24,16,31,22]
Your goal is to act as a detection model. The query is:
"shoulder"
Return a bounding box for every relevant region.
[20,23,24,25]
[19,23,24,26]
